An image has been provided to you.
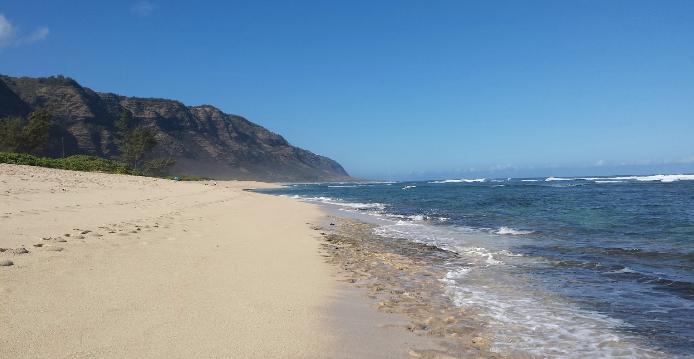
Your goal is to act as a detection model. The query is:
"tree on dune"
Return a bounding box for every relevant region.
[22,109,52,153]
[115,110,174,175]
[0,109,53,154]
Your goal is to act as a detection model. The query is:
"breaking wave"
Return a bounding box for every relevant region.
[544,174,694,183]
[429,178,486,184]
[494,226,534,235]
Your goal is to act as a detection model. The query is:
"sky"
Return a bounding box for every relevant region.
[1,0,693,180]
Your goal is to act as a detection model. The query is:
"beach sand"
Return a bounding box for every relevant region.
[0,164,438,358]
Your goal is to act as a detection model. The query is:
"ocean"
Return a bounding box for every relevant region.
[257,174,694,357]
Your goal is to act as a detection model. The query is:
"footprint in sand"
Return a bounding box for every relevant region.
[12,248,29,255]
[0,259,13,266]
[44,246,64,252]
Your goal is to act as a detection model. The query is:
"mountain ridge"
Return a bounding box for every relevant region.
[0,75,351,182]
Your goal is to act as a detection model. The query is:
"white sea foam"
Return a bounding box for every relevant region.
[373,222,517,266]
[543,174,694,183]
[544,176,574,181]
[370,217,661,357]
[301,196,335,201]
[327,185,359,188]
[336,202,386,209]
[495,226,534,235]
[429,178,486,184]
[452,246,503,265]
[497,249,524,257]
[402,185,416,190]
[521,179,539,182]
[365,213,662,357]
[440,273,660,358]
[606,266,638,274]
[610,174,694,183]
[292,195,386,211]
[374,221,455,248]
[381,213,445,222]
[440,267,472,283]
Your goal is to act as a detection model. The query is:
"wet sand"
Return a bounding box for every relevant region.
[0,164,452,358]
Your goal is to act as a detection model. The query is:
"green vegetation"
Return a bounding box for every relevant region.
[115,110,172,174]
[0,152,135,174]
[143,157,176,177]
[0,117,24,151]
[0,109,138,174]
[170,175,211,181]
[0,109,176,177]
[23,109,52,152]
[0,152,208,181]
[0,109,52,153]
[121,127,157,168]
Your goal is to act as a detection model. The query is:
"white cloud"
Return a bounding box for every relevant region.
[22,26,50,44]
[131,1,155,17]
[0,13,49,47]
[0,14,16,47]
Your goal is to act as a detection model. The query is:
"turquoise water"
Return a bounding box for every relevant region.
[259,174,694,357]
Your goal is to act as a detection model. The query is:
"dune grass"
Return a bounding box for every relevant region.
[0,152,136,175]
[0,152,210,181]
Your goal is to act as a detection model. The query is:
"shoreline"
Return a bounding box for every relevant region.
[266,189,672,358]
[0,164,445,358]
[3,164,674,358]
[0,164,324,357]
[313,216,497,358]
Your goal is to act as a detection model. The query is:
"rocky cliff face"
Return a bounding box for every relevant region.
[0,75,350,181]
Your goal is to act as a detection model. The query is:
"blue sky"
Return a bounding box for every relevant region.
[1,1,693,179]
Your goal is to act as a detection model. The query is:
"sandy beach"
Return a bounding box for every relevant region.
[0,164,445,358]
[0,163,336,357]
